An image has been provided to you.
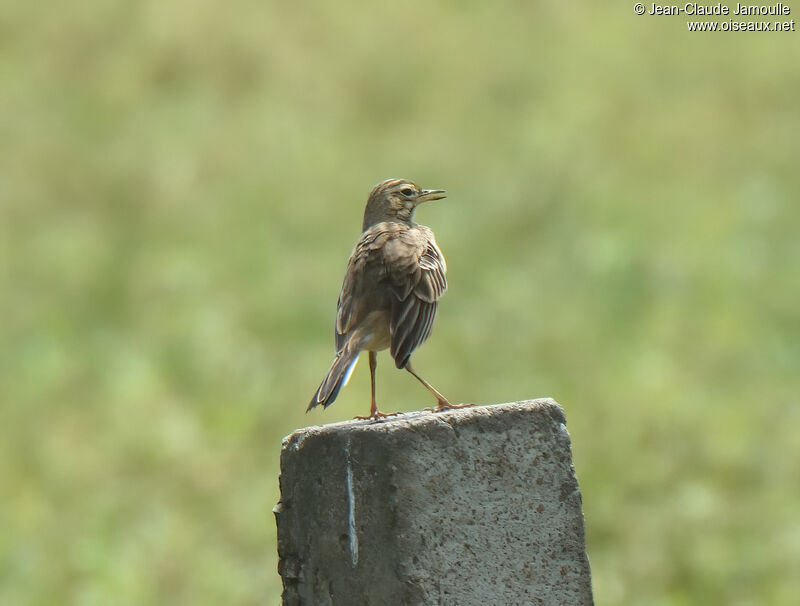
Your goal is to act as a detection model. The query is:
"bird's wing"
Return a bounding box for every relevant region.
[385,227,447,369]
[334,227,393,352]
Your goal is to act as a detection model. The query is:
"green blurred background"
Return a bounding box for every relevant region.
[2,1,798,604]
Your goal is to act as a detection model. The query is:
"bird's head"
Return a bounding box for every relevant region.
[362,178,446,231]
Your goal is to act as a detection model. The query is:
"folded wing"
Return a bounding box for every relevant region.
[385,228,447,369]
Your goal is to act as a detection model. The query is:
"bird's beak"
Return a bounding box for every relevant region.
[417,189,446,203]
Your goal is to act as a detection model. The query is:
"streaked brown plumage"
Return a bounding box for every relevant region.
[308,178,462,419]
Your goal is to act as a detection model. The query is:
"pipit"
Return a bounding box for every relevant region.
[308,178,467,419]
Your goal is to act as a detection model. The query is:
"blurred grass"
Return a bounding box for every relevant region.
[1,1,799,604]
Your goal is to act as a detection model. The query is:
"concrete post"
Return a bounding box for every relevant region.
[275,399,593,605]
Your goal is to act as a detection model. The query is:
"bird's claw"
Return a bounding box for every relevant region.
[354,410,400,421]
[425,401,475,413]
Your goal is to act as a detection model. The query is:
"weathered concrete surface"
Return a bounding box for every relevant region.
[275,399,593,606]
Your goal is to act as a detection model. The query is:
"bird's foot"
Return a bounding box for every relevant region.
[426,400,474,413]
[354,410,400,421]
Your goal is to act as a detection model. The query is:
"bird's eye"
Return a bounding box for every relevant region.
[400,187,414,197]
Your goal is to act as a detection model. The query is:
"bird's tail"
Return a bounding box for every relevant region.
[308,344,360,411]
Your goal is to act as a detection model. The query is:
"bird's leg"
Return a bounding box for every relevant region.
[368,350,378,416]
[405,363,472,411]
[354,351,399,420]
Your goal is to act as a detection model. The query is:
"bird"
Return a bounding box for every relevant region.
[308,178,467,419]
